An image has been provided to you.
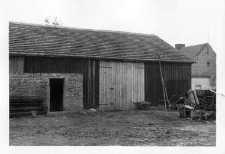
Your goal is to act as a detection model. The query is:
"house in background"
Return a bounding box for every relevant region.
[175,43,216,90]
[9,22,193,114]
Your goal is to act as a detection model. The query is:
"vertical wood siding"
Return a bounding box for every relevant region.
[9,56,24,74]
[99,61,144,111]
[83,59,100,109]
[145,62,191,105]
[24,56,85,73]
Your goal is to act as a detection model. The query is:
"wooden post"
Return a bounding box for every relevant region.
[156,52,169,111]
[92,60,95,108]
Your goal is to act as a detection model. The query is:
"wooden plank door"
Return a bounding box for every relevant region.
[99,61,114,111]
[99,61,144,111]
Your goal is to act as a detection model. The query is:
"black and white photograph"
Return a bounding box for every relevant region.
[1,0,225,153]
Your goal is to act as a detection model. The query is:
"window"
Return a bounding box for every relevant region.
[207,62,210,66]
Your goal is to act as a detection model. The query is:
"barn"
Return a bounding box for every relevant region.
[9,22,193,113]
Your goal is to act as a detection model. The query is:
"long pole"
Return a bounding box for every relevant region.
[157,53,169,110]
[159,59,167,110]
[163,76,169,109]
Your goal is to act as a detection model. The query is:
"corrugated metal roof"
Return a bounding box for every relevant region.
[9,22,193,63]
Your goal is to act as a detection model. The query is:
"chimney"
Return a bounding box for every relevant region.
[175,44,185,50]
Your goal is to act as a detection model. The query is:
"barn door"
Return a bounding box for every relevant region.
[99,61,144,111]
[99,62,114,111]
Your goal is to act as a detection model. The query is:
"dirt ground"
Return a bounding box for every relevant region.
[9,108,216,146]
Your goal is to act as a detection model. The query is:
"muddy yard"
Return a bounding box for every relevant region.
[9,108,216,146]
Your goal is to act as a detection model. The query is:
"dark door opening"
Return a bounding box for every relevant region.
[50,79,64,112]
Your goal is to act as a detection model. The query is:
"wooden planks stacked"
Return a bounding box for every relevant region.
[10,96,45,118]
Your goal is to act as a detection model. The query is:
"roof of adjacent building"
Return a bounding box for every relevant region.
[179,43,215,58]
[9,22,194,63]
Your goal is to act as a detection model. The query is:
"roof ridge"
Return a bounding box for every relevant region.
[9,21,158,38]
[194,43,207,57]
[182,43,208,48]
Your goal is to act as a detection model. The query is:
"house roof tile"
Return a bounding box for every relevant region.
[9,22,194,63]
[179,43,211,58]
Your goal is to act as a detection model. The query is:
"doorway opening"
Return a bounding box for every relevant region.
[50,78,64,112]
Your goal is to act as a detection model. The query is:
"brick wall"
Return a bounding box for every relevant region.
[9,73,83,112]
[192,46,216,77]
